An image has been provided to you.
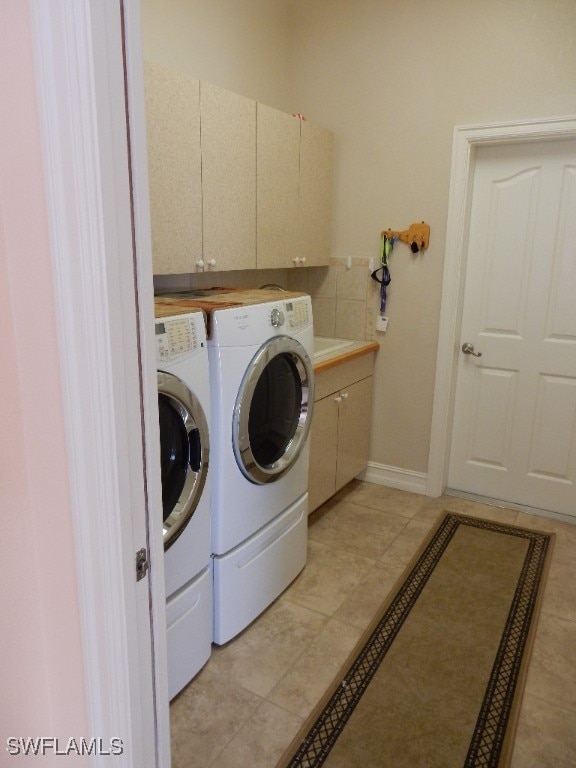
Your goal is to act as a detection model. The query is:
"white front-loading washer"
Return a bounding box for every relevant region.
[155,307,212,699]
[206,293,315,644]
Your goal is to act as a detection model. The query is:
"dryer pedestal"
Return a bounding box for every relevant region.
[212,494,308,645]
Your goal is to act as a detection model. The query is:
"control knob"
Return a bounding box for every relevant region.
[270,308,285,327]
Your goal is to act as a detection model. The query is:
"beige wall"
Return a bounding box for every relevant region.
[143,0,576,478]
[288,0,576,474]
[141,0,294,111]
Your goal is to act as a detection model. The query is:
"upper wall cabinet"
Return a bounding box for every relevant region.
[144,62,202,274]
[256,108,334,269]
[144,63,334,274]
[256,104,300,269]
[298,121,334,267]
[201,82,257,272]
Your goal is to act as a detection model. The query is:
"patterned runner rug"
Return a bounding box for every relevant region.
[278,513,553,768]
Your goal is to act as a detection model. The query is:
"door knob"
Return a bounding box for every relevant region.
[461,342,482,357]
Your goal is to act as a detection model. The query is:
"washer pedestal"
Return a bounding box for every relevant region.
[166,566,212,699]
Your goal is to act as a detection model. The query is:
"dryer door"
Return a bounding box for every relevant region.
[158,371,209,550]
[233,336,314,484]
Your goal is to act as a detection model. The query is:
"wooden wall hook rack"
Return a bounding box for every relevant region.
[381,221,430,252]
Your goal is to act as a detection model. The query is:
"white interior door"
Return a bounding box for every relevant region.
[448,139,576,517]
[29,1,170,764]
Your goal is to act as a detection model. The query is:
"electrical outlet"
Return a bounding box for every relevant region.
[376,315,389,333]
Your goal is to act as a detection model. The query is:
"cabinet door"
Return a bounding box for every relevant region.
[336,377,373,492]
[144,62,202,275]
[298,121,334,267]
[201,82,256,271]
[307,394,339,513]
[256,104,300,269]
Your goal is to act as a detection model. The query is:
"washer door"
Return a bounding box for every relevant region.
[233,336,314,484]
[158,371,209,550]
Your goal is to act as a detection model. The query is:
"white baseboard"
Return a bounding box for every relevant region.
[359,462,428,495]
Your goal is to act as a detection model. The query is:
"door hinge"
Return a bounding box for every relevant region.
[135,547,149,582]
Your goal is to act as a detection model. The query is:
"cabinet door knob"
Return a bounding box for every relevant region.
[207,259,217,268]
[334,396,342,403]
[196,259,205,270]
[341,392,349,399]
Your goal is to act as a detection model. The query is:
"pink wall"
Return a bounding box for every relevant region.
[0,0,89,754]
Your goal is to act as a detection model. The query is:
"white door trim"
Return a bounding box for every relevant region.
[122,4,172,760]
[29,1,168,765]
[427,115,576,497]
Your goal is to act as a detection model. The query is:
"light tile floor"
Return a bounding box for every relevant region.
[169,481,576,767]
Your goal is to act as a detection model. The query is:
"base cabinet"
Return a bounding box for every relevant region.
[308,366,373,513]
[335,376,373,490]
[308,395,339,512]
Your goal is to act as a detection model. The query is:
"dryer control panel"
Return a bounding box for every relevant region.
[156,316,202,362]
[284,298,310,331]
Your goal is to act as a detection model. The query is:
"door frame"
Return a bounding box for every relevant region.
[29,0,169,765]
[427,115,576,498]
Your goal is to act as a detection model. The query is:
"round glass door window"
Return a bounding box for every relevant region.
[233,336,314,484]
[158,371,209,550]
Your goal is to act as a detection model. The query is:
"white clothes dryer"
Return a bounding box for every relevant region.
[207,294,314,644]
[155,308,212,699]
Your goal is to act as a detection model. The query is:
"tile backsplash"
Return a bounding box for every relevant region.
[287,256,377,341]
[153,256,378,341]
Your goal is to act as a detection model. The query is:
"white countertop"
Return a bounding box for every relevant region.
[313,336,379,370]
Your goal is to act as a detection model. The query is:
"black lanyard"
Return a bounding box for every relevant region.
[371,235,393,312]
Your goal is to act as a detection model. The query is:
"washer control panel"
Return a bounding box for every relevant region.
[285,299,310,330]
[156,316,201,362]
